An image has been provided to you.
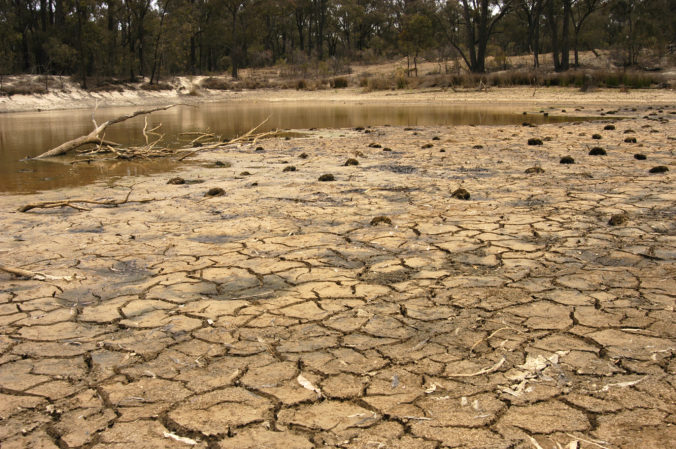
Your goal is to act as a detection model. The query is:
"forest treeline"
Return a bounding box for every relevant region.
[1,0,673,87]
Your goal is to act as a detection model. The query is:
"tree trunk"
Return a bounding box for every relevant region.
[77,1,87,89]
[560,0,571,70]
[547,0,561,71]
[231,11,238,79]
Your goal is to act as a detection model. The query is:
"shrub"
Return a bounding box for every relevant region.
[201,77,231,90]
[331,77,349,88]
[140,82,172,91]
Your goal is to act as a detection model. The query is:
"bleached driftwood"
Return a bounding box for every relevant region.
[33,104,177,159]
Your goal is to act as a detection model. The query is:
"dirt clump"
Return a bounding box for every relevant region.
[370,216,392,226]
[205,187,225,196]
[608,214,629,226]
[451,188,470,200]
[649,166,669,173]
[525,167,545,174]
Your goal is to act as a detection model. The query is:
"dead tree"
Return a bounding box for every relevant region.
[33,104,177,159]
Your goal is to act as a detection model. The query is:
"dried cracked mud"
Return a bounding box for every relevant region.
[1,105,675,449]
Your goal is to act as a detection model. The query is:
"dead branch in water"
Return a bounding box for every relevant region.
[176,116,272,161]
[18,189,154,212]
[33,104,177,159]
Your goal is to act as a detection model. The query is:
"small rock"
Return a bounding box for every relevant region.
[299,153,309,159]
[528,138,543,145]
[608,214,628,226]
[624,137,637,143]
[592,134,602,140]
[370,216,392,226]
[560,156,575,164]
[451,188,470,200]
[283,166,297,172]
[318,174,335,182]
[472,144,483,149]
[383,147,392,152]
[368,143,381,148]
[422,143,433,149]
[255,146,265,152]
[649,166,669,174]
[604,124,616,130]
[588,147,606,156]
[240,171,251,176]
[432,136,441,141]
[634,154,647,160]
[205,188,225,197]
[167,177,185,185]
[344,158,359,166]
[525,167,545,174]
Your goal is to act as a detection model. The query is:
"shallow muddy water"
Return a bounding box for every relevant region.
[0,102,583,193]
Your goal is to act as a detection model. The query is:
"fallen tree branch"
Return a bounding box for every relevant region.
[18,189,153,212]
[176,115,271,162]
[0,265,84,281]
[446,357,506,377]
[33,104,178,159]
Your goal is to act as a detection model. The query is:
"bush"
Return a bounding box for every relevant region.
[201,77,231,90]
[365,76,393,91]
[331,77,349,88]
[140,82,173,91]
[296,79,308,90]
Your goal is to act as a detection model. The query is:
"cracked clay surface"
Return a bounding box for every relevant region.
[0,104,674,449]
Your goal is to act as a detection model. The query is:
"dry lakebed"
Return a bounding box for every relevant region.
[0,89,674,449]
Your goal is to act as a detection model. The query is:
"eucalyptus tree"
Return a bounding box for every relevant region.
[438,0,514,73]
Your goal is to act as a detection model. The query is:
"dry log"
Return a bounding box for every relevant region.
[33,104,177,159]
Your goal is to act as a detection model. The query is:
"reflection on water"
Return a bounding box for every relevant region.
[0,102,577,193]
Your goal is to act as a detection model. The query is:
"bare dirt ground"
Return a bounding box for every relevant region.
[0,91,675,449]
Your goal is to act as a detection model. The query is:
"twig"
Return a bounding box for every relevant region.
[176,116,271,162]
[446,357,506,377]
[527,436,545,449]
[470,327,520,352]
[18,189,153,213]
[565,434,611,449]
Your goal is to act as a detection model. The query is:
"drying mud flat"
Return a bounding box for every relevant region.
[0,94,675,449]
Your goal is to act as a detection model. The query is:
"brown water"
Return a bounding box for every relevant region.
[0,102,582,193]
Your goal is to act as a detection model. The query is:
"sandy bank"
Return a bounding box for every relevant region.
[2,82,675,114]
